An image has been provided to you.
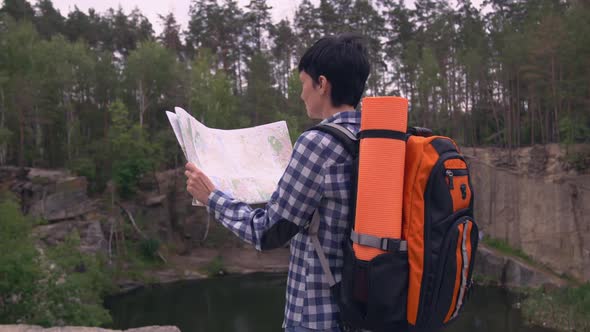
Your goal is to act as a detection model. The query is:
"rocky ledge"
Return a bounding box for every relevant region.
[475,244,568,288]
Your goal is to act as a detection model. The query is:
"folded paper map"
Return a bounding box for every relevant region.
[166,107,293,206]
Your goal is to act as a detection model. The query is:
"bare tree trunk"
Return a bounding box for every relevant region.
[506,77,513,152]
[514,70,520,147]
[551,56,558,142]
[0,87,6,165]
[15,86,26,167]
[489,80,502,146]
[64,93,73,162]
[530,94,535,145]
[34,106,43,164]
[139,79,145,128]
[237,48,243,95]
[537,98,546,144]
[103,102,109,138]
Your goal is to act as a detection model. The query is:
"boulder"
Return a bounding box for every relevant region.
[29,177,97,222]
[33,219,107,255]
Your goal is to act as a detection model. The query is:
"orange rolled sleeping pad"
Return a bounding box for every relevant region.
[353,96,408,261]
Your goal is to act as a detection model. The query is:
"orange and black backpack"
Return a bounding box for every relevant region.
[308,124,478,332]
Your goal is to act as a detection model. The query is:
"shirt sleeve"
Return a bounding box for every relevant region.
[206,131,330,251]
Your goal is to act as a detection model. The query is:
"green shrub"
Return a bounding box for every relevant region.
[68,157,96,186]
[203,255,226,277]
[0,193,115,327]
[108,100,158,198]
[139,238,160,261]
[0,195,43,324]
[564,149,590,172]
[34,231,115,327]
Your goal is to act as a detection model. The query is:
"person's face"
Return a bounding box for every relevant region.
[299,70,328,119]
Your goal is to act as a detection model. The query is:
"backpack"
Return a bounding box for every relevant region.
[307,123,478,332]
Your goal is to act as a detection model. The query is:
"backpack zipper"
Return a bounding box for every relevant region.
[445,170,454,189]
[419,151,466,325]
[445,168,469,191]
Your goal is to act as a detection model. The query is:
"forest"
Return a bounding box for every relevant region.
[1,0,589,195]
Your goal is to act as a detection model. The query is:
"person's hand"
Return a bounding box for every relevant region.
[185,162,216,205]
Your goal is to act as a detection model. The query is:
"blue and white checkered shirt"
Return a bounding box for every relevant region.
[206,110,360,331]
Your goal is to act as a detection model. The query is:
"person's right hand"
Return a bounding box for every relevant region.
[185,162,216,205]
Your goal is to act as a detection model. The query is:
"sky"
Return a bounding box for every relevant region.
[50,0,307,35]
[50,0,486,36]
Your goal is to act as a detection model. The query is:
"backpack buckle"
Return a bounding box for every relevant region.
[380,238,390,251]
[381,238,408,252]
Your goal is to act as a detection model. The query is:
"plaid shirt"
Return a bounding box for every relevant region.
[207,110,360,331]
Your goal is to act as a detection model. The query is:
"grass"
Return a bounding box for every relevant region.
[110,240,164,285]
[201,255,226,277]
[522,283,590,331]
[472,273,499,286]
[482,236,535,264]
[479,235,590,330]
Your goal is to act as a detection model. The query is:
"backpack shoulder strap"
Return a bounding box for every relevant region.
[307,123,358,157]
[309,210,337,287]
[306,123,358,287]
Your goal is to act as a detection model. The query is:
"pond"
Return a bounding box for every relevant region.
[104,273,555,332]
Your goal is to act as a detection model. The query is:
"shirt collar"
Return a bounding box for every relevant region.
[320,110,360,125]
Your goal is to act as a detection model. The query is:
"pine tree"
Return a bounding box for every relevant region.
[34,0,64,39]
[270,19,296,96]
[158,13,183,58]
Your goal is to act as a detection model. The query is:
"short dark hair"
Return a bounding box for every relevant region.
[298,33,370,109]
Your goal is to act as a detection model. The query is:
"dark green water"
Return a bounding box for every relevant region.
[104,273,555,332]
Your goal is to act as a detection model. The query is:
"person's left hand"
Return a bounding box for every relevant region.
[185,162,216,205]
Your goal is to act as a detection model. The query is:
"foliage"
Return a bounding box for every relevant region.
[203,255,226,277]
[108,100,157,198]
[189,49,243,129]
[0,193,115,326]
[0,0,589,179]
[563,147,590,172]
[32,231,115,327]
[139,238,160,261]
[68,157,96,186]
[0,195,43,324]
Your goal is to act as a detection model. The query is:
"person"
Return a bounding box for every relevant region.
[185,33,370,332]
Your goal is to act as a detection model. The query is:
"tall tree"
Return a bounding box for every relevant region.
[244,52,279,125]
[189,49,242,128]
[270,19,296,96]
[158,13,183,57]
[186,0,222,56]
[125,42,176,129]
[293,0,321,57]
[348,0,386,95]
[0,0,34,21]
[219,0,244,91]
[242,0,272,55]
[105,7,153,56]
[33,0,64,39]
[1,18,37,166]
[318,0,339,34]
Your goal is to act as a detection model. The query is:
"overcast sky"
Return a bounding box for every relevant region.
[50,0,307,35]
[49,0,485,36]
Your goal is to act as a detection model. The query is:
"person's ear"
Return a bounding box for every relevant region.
[318,75,329,95]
